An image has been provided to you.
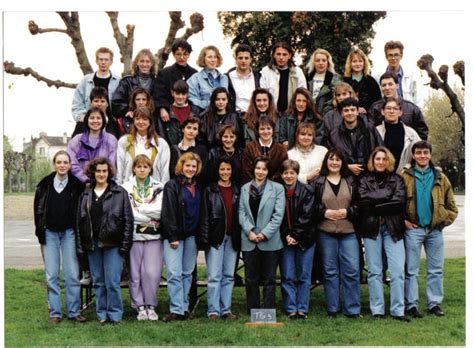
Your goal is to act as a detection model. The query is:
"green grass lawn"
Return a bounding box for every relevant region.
[5,258,465,346]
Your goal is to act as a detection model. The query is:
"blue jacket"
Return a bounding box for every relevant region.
[71,71,120,122]
[187,69,229,114]
[239,180,285,252]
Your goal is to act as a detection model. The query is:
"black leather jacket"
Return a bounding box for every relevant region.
[206,147,243,186]
[368,98,428,140]
[280,181,316,250]
[34,172,84,245]
[199,182,241,250]
[312,175,358,224]
[198,110,244,150]
[75,182,133,255]
[327,116,384,168]
[161,176,202,242]
[357,172,406,241]
[111,74,158,119]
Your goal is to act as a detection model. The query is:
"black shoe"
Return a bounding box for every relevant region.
[327,311,338,318]
[372,314,385,320]
[345,314,363,319]
[428,305,445,317]
[406,307,424,318]
[162,313,185,322]
[391,315,410,322]
[297,312,308,320]
[287,312,298,319]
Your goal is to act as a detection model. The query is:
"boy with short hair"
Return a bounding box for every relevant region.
[401,141,458,318]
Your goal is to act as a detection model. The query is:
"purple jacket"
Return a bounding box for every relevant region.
[67,131,117,183]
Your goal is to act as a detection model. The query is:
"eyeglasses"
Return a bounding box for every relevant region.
[387,53,401,59]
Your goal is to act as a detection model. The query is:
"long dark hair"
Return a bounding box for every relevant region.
[207,87,230,125]
[319,148,351,178]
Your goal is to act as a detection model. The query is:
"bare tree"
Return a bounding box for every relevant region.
[19,152,35,192]
[417,55,465,129]
[3,11,204,88]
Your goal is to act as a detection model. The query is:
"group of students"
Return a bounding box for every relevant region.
[34,38,458,325]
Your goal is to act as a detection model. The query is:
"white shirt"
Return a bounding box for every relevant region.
[53,174,68,193]
[288,145,328,184]
[135,134,152,159]
[229,69,256,113]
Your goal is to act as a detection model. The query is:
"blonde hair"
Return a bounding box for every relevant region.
[196,46,223,68]
[174,152,202,177]
[367,146,396,173]
[332,82,358,107]
[132,48,156,75]
[132,154,153,175]
[306,48,336,75]
[344,47,371,77]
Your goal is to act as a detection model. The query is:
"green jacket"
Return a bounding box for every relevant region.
[401,165,458,231]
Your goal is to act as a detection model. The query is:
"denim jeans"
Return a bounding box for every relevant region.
[364,224,405,316]
[405,227,444,310]
[129,240,164,308]
[205,235,238,316]
[88,242,124,322]
[242,248,281,312]
[319,231,360,315]
[43,228,81,319]
[280,243,315,314]
[163,236,198,315]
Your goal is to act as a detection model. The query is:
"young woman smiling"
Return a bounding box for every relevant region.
[67,107,117,183]
[116,107,170,185]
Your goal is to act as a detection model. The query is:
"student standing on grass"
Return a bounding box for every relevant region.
[161,152,203,322]
[239,156,285,312]
[122,155,165,321]
[357,147,408,322]
[76,157,134,325]
[199,157,241,320]
[34,150,85,324]
[401,141,458,318]
[313,149,361,318]
[279,159,315,319]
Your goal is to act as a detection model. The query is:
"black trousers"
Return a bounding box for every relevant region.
[242,248,281,312]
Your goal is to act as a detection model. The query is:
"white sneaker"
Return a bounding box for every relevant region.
[80,271,91,286]
[137,307,148,321]
[147,307,159,321]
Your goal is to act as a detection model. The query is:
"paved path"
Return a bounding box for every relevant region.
[3,196,465,269]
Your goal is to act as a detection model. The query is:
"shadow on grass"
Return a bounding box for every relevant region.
[4,258,465,346]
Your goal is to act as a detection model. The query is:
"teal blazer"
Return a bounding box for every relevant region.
[239,180,285,252]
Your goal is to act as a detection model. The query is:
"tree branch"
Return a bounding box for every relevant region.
[3,61,77,89]
[417,54,464,127]
[156,12,205,72]
[107,12,135,76]
[57,12,93,74]
[453,60,464,86]
[28,20,68,34]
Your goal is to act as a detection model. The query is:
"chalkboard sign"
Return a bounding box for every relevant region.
[250,308,277,323]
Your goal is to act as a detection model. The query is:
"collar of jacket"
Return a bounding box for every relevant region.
[79,130,104,149]
[403,164,442,182]
[125,134,158,163]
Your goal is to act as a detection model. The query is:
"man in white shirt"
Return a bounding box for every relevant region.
[226,44,261,118]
